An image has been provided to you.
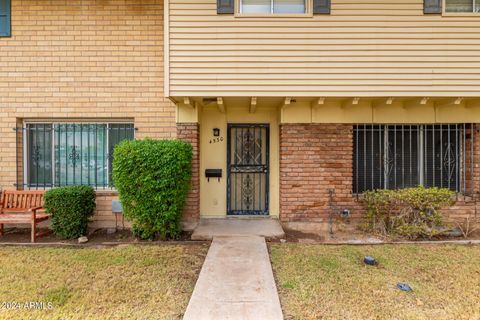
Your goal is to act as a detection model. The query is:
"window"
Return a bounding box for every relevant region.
[353,124,476,194]
[240,0,306,14]
[24,123,134,189]
[445,0,480,13]
[0,0,11,37]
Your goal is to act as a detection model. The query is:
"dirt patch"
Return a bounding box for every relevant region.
[282,228,325,243]
[0,227,195,245]
[272,227,383,244]
[274,226,480,244]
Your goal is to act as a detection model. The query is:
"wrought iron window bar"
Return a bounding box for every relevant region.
[15,123,135,190]
[353,124,478,197]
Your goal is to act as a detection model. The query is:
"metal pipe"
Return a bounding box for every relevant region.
[363,124,367,192]
[355,125,359,195]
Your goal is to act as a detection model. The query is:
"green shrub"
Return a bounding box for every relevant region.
[363,187,455,239]
[44,186,96,239]
[112,139,192,240]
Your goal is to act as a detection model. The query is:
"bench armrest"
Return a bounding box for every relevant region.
[29,207,43,220]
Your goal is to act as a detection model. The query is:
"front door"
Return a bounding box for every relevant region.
[227,124,269,215]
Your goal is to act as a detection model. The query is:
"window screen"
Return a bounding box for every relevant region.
[240,0,306,14]
[241,0,271,13]
[273,0,306,13]
[445,0,480,12]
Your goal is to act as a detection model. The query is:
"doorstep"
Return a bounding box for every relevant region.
[191,218,285,241]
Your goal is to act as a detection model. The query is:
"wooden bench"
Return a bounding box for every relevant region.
[0,190,49,242]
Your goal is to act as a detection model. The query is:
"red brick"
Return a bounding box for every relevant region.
[177,123,200,223]
[279,123,479,223]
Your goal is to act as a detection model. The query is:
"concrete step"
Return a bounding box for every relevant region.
[191,218,285,241]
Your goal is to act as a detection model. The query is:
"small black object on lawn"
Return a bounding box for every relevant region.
[364,256,377,266]
[397,283,413,292]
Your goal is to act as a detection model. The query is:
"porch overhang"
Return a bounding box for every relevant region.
[172,96,480,124]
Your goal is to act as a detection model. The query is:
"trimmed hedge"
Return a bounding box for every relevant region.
[112,139,193,240]
[363,187,455,239]
[44,186,96,239]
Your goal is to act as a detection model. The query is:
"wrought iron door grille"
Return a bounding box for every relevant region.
[227,124,269,215]
[353,124,477,195]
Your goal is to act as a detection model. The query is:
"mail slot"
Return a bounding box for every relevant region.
[205,169,222,181]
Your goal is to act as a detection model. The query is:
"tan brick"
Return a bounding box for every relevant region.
[0,0,175,229]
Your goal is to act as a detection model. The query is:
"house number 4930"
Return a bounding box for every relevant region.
[209,137,224,144]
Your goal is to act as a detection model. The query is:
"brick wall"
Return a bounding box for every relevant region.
[0,0,175,228]
[92,192,132,230]
[280,124,361,223]
[280,123,479,228]
[442,124,480,222]
[177,123,200,227]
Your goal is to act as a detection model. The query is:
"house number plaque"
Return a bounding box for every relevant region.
[209,137,224,144]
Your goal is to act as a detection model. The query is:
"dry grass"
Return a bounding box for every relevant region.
[0,244,208,320]
[270,244,480,320]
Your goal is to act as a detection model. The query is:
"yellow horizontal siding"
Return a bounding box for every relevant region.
[168,0,480,97]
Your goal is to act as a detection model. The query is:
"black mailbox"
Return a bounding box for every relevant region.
[205,169,222,182]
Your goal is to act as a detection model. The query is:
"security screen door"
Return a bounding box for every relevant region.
[227,124,269,215]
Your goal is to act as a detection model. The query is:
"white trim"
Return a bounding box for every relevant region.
[237,0,311,17]
[443,0,480,15]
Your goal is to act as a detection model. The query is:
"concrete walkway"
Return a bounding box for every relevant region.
[183,236,283,320]
[191,218,285,240]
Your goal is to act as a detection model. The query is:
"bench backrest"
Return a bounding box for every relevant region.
[0,190,45,210]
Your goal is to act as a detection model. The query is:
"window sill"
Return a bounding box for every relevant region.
[23,187,118,196]
[94,189,118,196]
[234,12,313,18]
[442,12,480,17]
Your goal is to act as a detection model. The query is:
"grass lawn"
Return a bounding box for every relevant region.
[0,244,208,320]
[270,244,480,320]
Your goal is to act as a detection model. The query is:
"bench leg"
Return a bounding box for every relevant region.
[31,221,36,243]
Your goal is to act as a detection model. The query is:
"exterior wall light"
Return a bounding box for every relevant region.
[341,209,351,218]
[213,128,220,137]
